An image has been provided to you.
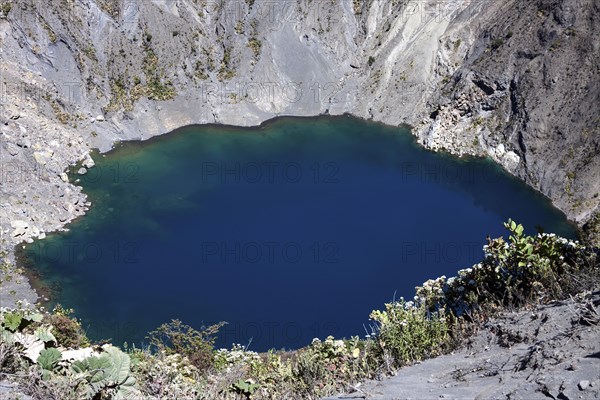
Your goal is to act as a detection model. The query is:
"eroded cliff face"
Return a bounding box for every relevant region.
[0,0,598,305]
[414,0,600,226]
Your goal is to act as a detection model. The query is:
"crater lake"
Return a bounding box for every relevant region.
[22,116,578,351]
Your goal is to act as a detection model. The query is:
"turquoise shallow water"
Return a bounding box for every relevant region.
[23,116,578,351]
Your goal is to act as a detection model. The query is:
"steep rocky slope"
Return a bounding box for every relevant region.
[324,290,600,400]
[1,0,599,306]
[414,0,600,227]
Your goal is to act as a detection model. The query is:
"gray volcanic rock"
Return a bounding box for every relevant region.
[0,0,598,306]
[324,290,600,400]
[413,0,600,227]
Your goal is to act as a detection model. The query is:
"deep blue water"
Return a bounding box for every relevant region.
[23,116,578,351]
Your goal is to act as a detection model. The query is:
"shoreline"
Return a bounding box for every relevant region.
[90,112,588,237]
[13,246,54,308]
[7,113,585,311]
[9,114,583,317]
[95,113,414,156]
[2,115,585,317]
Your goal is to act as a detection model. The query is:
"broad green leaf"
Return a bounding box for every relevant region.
[120,376,136,387]
[38,348,62,371]
[86,382,103,398]
[41,369,52,380]
[101,345,132,385]
[115,383,141,400]
[27,312,44,323]
[3,312,22,332]
[73,355,111,380]
[516,224,524,236]
[1,330,15,344]
[35,326,56,343]
[526,244,534,255]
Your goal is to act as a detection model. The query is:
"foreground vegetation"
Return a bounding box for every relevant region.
[1,220,598,399]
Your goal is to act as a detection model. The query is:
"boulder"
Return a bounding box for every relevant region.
[33,149,54,165]
[495,143,506,157]
[11,220,29,237]
[503,151,521,170]
[16,138,31,148]
[6,142,19,156]
[82,154,95,168]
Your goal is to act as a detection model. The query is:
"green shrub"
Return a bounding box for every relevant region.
[292,335,373,397]
[248,38,262,58]
[218,47,236,81]
[44,304,89,348]
[370,301,449,368]
[1,303,140,399]
[146,77,177,101]
[0,339,25,374]
[491,38,504,50]
[131,350,203,398]
[0,2,11,17]
[416,219,595,317]
[453,39,462,51]
[147,319,226,374]
[235,21,244,34]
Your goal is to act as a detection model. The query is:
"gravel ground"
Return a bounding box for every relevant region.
[325,290,600,400]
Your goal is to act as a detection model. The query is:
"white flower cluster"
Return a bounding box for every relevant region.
[214,344,260,372]
[387,296,417,310]
[421,276,446,293]
[2,299,35,312]
[144,353,200,397]
[415,276,448,306]
[322,336,345,348]
[415,261,489,310]
[312,336,351,358]
[537,233,581,248]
